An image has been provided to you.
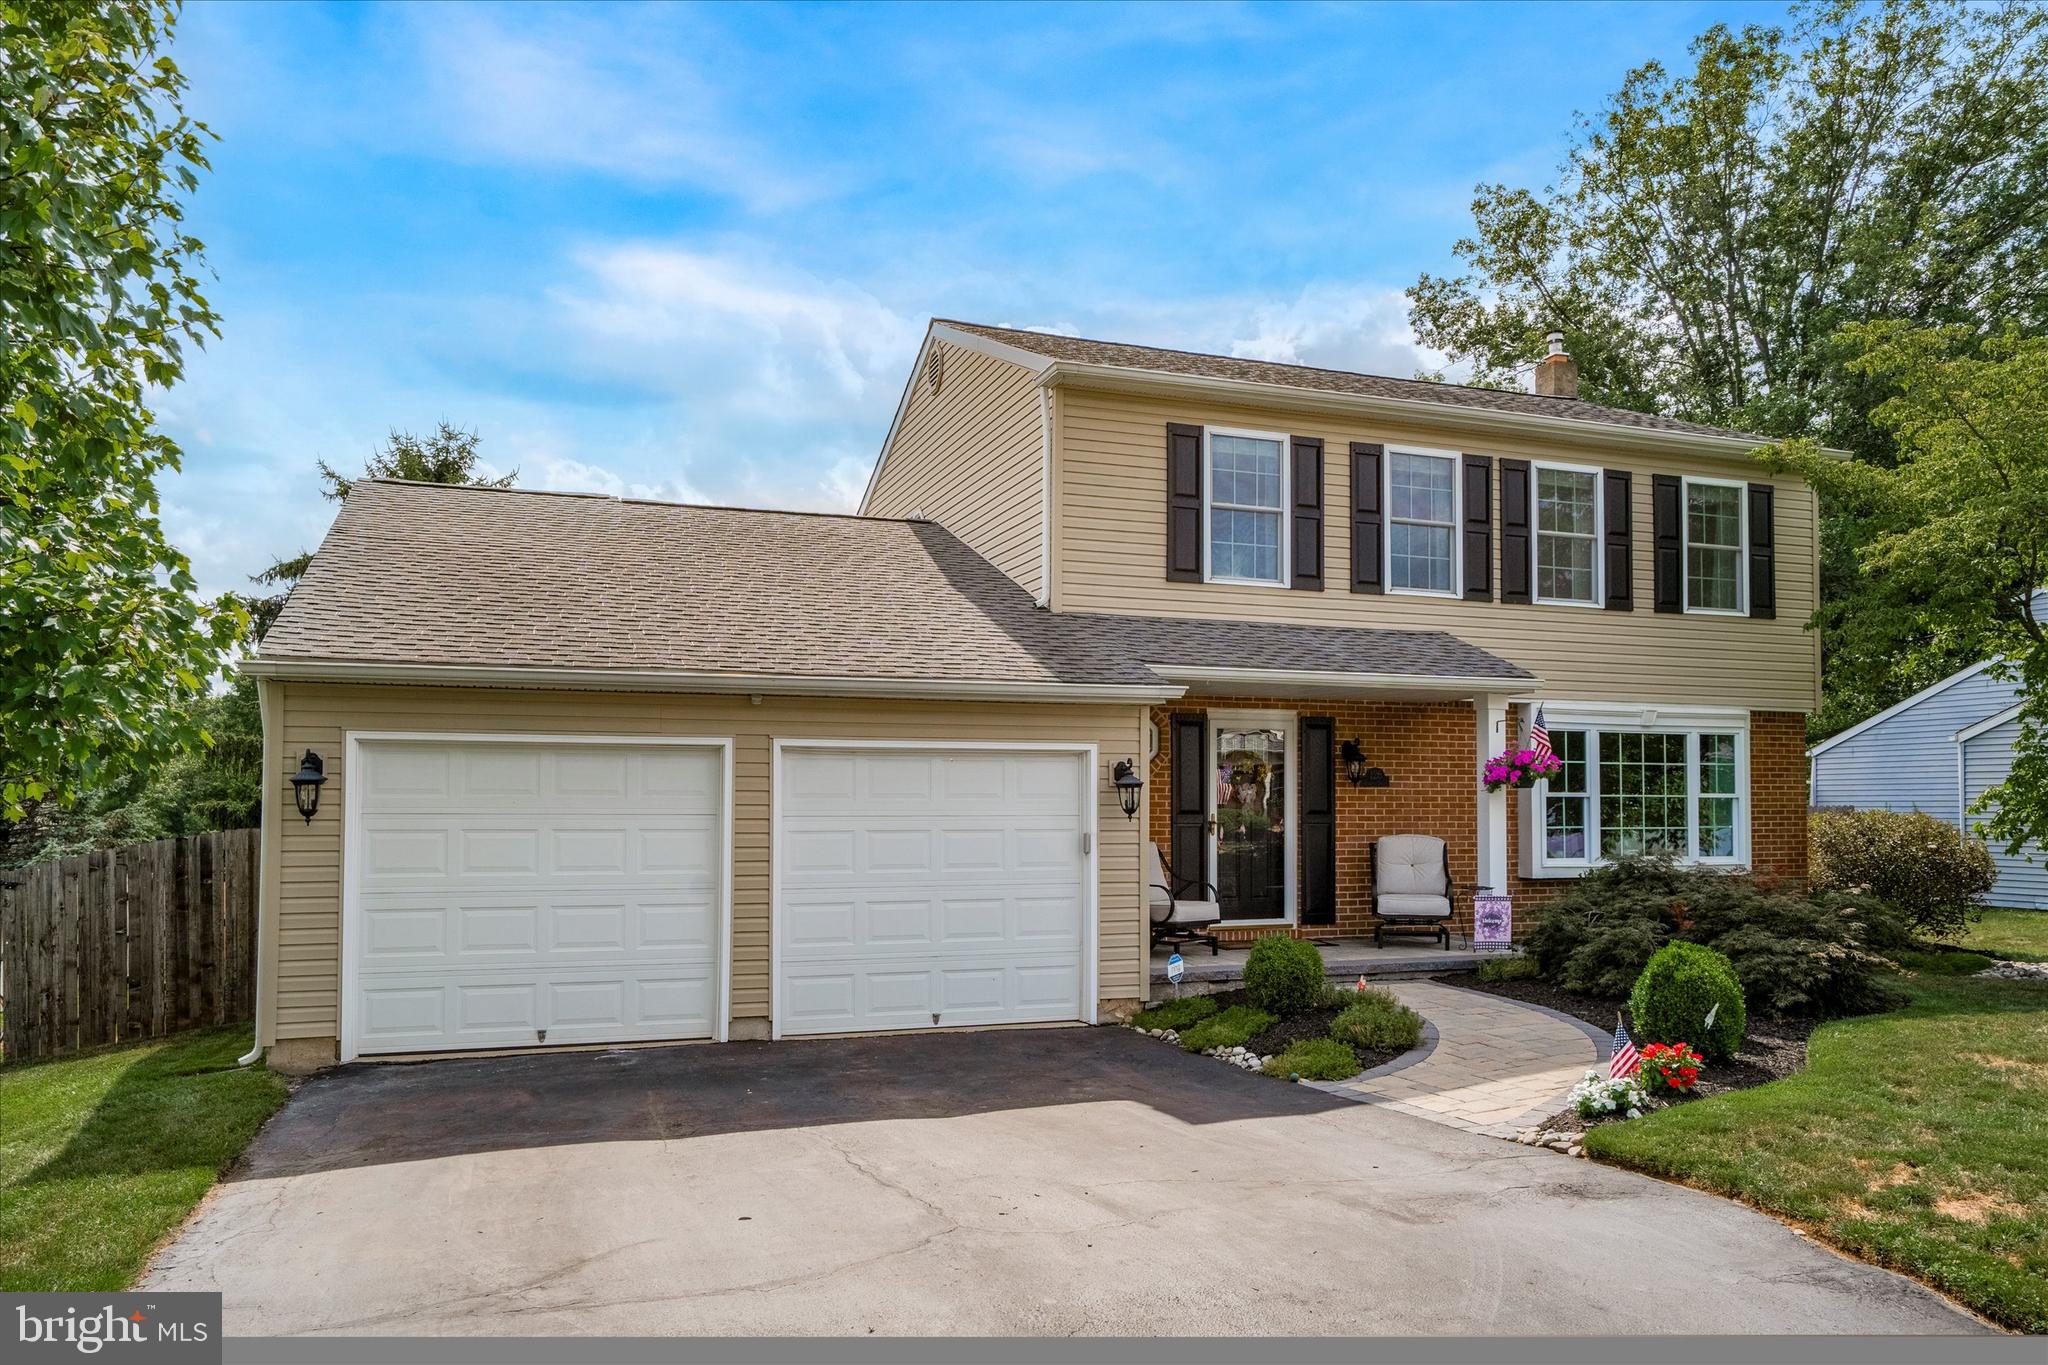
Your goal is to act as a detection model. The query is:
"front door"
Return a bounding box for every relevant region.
[1208,712,1295,923]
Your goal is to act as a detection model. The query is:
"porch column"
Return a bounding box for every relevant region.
[1475,693,1510,893]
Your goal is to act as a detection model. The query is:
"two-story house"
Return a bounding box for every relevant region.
[243,320,1817,1071]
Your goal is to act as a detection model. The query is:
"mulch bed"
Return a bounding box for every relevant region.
[1431,970,1818,1134]
[1201,988,1410,1075]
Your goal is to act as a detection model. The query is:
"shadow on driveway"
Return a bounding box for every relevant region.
[237,1025,1347,1178]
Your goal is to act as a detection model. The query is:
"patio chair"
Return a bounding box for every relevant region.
[1371,834,1459,949]
[1147,842,1221,955]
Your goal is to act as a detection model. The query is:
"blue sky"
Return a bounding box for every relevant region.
[159,0,1780,600]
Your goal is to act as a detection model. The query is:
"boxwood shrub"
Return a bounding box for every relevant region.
[1477,955,1541,983]
[1628,942,1746,1060]
[1242,935,1326,1015]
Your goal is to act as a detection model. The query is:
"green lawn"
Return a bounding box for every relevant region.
[1586,927,2048,1332]
[1965,908,2048,962]
[0,1026,288,1291]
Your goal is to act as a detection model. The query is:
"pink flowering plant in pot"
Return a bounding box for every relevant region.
[1482,747,1563,792]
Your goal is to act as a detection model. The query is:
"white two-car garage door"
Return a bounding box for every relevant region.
[775,744,1094,1037]
[345,738,727,1059]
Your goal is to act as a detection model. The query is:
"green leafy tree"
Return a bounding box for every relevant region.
[250,423,513,634]
[1,1,245,822]
[1406,0,2048,737]
[1773,323,2048,852]
[0,679,261,868]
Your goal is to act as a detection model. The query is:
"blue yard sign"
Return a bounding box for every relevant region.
[1166,952,1185,984]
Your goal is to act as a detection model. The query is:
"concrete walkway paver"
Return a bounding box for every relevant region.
[1317,980,1600,1137]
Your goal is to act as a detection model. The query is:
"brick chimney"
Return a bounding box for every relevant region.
[1533,330,1579,400]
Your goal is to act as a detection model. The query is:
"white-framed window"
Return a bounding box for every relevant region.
[1683,477,1746,614]
[1203,427,1289,587]
[1528,707,1748,876]
[1385,446,1460,595]
[1533,461,1603,606]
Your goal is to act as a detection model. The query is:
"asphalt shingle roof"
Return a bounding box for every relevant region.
[941,319,1768,443]
[257,481,1532,692]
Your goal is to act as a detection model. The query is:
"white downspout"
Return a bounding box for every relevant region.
[238,676,280,1068]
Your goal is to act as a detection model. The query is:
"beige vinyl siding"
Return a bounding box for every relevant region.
[1054,387,1821,711]
[865,341,1045,599]
[268,683,1147,1044]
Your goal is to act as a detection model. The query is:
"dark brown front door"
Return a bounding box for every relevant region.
[1212,719,1289,921]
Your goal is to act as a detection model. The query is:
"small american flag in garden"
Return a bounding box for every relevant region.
[1609,1017,1640,1080]
[1529,706,1554,763]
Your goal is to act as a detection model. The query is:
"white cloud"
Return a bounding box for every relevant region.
[404,8,825,210]
[550,244,923,421]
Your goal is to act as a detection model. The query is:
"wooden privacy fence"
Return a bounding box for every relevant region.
[0,828,258,1062]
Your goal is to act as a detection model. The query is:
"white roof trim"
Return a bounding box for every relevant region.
[1956,701,2025,745]
[860,322,1055,516]
[239,657,1182,704]
[1038,359,1843,463]
[1150,664,1541,696]
[1807,660,1995,758]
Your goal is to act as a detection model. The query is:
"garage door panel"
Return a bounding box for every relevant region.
[350,739,724,1057]
[777,747,1088,1037]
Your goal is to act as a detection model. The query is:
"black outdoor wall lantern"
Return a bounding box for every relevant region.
[1340,739,1391,789]
[1111,758,1144,820]
[291,750,328,824]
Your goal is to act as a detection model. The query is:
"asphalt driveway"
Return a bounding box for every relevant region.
[144,1027,1986,1336]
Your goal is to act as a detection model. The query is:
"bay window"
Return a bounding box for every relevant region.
[1529,715,1747,874]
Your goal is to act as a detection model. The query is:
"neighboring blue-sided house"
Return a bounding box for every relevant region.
[1809,660,2048,909]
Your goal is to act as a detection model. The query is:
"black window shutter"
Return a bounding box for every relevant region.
[1747,483,1776,619]
[1462,454,1493,601]
[1350,442,1384,594]
[1168,712,1208,890]
[1604,469,1634,610]
[1499,458,1531,604]
[1300,716,1336,926]
[1166,423,1203,582]
[1290,436,1324,591]
[1652,473,1683,613]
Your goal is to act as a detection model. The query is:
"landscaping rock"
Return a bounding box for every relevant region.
[1980,960,2048,981]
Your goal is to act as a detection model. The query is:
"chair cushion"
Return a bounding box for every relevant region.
[1161,899,1221,926]
[1377,893,1452,919]
[1377,835,1447,896]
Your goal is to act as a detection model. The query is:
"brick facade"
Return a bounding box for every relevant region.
[1149,699,1812,947]
[1148,696,1482,945]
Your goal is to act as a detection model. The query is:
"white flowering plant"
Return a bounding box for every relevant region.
[1566,1068,1655,1121]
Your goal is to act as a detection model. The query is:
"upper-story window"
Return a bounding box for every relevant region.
[1684,477,1746,613]
[1534,462,1602,606]
[1203,428,1289,585]
[1386,447,1459,595]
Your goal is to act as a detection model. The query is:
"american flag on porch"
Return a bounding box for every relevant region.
[1528,705,1554,763]
[1609,1017,1641,1081]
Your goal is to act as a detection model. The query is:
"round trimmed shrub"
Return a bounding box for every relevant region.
[1242,935,1326,1015]
[1628,942,1745,1061]
[1328,988,1424,1051]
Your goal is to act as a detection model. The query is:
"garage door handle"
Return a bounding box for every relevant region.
[1082,832,1092,855]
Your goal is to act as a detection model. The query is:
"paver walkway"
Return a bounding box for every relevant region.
[1314,980,1604,1138]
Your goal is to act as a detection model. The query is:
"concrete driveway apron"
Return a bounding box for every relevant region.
[143,1026,1987,1337]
